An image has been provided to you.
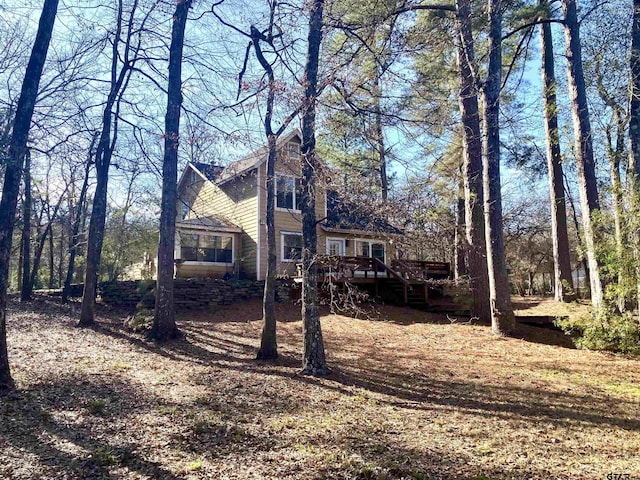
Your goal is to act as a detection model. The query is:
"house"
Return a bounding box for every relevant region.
[175,130,403,281]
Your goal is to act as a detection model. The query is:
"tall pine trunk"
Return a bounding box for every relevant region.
[373,70,388,200]
[300,0,329,376]
[454,0,491,323]
[562,0,602,310]
[628,0,640,317]
[150,0,191,341]
[0,0,59,392]
[539,13,574,302]
[482,0,515,335]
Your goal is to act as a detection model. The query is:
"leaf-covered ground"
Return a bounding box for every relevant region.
[1,295,639,480]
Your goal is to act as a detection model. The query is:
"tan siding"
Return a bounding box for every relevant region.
[321,231,395,259]
[269,158,328,278]
[178,131,395,281]
[184,172,259,279]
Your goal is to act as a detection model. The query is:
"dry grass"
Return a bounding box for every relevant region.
[1,294,639,480]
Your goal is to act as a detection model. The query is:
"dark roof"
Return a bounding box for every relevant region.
[176,215,242,232]
[216,151,264,182]
[214,129,301,184]
[323,190,403,235]
[192,162,224,182]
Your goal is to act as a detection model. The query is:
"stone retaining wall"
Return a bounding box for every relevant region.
[67,279,294,310]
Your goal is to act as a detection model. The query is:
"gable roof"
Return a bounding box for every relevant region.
[192,162,223,182]
[178,130,302,191]
[323,190,403,235]
[216,129,301,184]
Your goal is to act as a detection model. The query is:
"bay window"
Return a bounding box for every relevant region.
[179,232,233,263]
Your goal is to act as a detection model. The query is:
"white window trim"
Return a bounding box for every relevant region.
[275,172,301,213]
[354,238,386,262]
[280,231,303,263]
[326,237,346,256]
[176,230,235,265]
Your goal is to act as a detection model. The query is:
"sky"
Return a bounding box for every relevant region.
[0,0,631,226]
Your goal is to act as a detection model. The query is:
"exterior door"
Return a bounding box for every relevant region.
[355,240,386,272]
[371,242,385,264]
[327,238,345,256]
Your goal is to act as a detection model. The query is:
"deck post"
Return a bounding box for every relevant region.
[374,266,378,298]
[403,284,408,304]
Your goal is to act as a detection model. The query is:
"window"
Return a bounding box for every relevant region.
[287,141,301,159]
[327,238,345,256]
[179,232,233,263]
[281,232,303,262]
[276,174,302,211]
[180,202,189,220]
[355,240,385,263]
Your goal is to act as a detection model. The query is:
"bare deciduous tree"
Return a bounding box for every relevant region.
[0,0,59,393]
[150,0,193,341]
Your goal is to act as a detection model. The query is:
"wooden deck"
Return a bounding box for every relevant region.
[296,256,453,309]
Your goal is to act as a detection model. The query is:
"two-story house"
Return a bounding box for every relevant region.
[174,130,402,280]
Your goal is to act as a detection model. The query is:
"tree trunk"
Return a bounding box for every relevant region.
[48,214,54,288]
[258,133,278,359]
[630,0,640,181]
[30,224,50,292]
[79,0,132,326]
[150,0,191,341]
[20,150,32,301]
[565,178,589,297]
[252,25,280,360]
[57,221,64,289]
[628,0,640,317]
[0,0,59,393]
[78,162,110,321]
[605,109,626,311]
[454,185,467,280]
[562,0,602,310]
[482,0,515,335]
[373,70,388,200]
[300,0,329,376]
[17,230,23,297]
[30,192,65,293]
[454,0,491,323]
[539,13,575,302]
[62,142,94,303]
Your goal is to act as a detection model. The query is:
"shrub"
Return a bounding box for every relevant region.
[124,308,154,333]
[556,312,640,355]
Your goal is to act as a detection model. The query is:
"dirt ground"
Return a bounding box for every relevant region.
[1,295,639,480]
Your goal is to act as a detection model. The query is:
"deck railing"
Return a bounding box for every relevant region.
[296,256,450,281]
[295,256,450,305]
[391,259,450,281]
